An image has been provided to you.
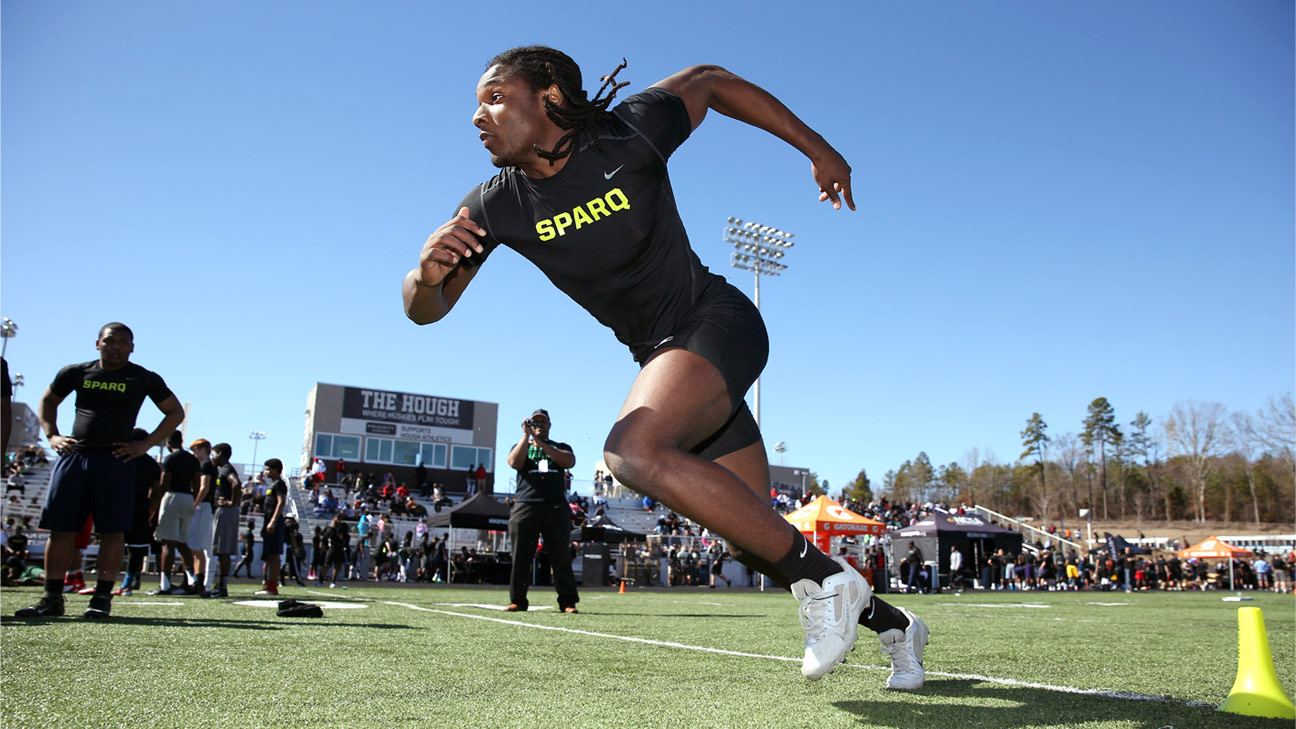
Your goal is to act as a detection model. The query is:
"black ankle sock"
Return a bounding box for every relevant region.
[772,534,842,587]
[43,578,63,600]
[859,596,910,633]
[94,580,115,597]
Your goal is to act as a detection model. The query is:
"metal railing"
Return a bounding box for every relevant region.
[969,505,1083,552]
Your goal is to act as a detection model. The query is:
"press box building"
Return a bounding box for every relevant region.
[302,383,498,495]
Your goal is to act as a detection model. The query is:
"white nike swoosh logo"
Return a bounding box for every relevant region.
[604,165,624,180]
[799,538,808,558]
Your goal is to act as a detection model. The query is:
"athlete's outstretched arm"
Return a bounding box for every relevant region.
[654,66,855,211]
[403,207,487,325]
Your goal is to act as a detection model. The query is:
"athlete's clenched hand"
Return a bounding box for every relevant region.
[811,147,855,212]
[48,435,79,456]
[417,207,487,288]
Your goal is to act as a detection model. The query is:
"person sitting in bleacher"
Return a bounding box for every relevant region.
[404,497,426,518]
[432,483,453,512]
[5,466,25,497]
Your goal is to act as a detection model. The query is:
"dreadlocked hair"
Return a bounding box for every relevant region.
[487,46,630,166]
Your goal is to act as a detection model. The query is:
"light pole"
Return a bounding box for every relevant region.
[249,430,266,475]
[1,318,18,358]
[773,441,787,465]
[723,218,795,427]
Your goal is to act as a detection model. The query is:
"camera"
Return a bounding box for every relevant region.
[524,419,534,427]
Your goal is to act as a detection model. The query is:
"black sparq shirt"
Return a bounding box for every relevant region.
[514,439,573,505]
[49,361,173,450]
[216,463,240,504]
[263,478,288,521]
[459,88,722,361]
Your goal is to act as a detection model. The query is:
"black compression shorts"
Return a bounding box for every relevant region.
[631,279,768,461]
[40,451,135,533]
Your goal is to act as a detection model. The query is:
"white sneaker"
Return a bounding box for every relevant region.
[879,606,928,690]
[790,557,872,680]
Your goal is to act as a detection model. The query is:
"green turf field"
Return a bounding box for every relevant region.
[2,584,1293,729]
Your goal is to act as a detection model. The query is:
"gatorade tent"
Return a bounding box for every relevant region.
[783,496,886,554]
[1178,536,1253,590]
[1178,536,1253,560]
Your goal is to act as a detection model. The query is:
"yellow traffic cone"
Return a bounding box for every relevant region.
[1218,607,1295,720]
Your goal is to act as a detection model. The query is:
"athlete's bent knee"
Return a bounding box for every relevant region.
[603,426,671,497]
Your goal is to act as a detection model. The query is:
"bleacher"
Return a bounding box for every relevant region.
[593,492,663,535]
[3,461,53,526]
[289,476,462,540]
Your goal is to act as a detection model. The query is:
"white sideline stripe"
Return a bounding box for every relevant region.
[379,600,798,663]
[301,593,1210,708]
[374,599,1214,708]
[937,602,1050,609]
[919,669,1214,708]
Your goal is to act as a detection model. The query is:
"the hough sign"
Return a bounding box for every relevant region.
[340,387,475,443]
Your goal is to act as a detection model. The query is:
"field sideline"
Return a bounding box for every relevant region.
[2,585,1293,729]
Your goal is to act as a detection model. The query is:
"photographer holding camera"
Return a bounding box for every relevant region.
[505,408,578,613]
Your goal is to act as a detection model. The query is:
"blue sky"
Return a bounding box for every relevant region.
[3,2,1292,493]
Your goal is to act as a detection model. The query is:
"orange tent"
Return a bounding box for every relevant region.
[1178,536,1253,560]
[1179,536,1253,590]
[783,496,887,554]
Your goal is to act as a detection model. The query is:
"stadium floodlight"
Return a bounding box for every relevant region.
[722,218,797,428]
[249,430,267,475]
[1,317,17,358]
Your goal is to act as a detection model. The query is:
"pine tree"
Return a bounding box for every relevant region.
[1021,413,1050,520]
[1082,397,1121,520]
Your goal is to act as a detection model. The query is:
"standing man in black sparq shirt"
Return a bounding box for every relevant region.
[505,408,577,613]
[16,323,184,619]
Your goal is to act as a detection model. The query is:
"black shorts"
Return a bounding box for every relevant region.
[261,519,286,556]
[39,451,136,533]
[630,279,767,460]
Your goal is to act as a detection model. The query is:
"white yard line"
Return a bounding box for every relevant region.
[301,591,1214,708]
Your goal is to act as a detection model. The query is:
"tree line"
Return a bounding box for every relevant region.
[842,394,1295,526]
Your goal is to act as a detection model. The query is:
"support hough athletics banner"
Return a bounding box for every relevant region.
[339,387,476,443]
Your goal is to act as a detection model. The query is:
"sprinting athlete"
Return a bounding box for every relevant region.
[17,323,184,619]
[402,47,928,688]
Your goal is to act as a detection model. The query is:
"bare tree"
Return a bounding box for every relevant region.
[1053,433,1083,524]
[1228,411,1263,525]
[1254,393,1295,480]
[1163,401,1228,523]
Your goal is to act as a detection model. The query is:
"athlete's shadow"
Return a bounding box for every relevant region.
[590,612,758,619]
[2,616,416,631]
[834,679,1288,729]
